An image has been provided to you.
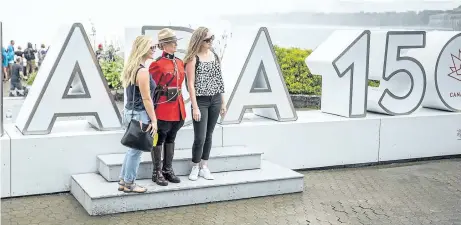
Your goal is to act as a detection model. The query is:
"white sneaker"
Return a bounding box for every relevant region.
[199,167,215,180]
[188,165,200,181]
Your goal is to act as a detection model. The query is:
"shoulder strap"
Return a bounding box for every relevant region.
[195,55,200,72]
[166,57,180,86]
[162,59,179,87]
[211,50,220,64]
[130,65,144,119]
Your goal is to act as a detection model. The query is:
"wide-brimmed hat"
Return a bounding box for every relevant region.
[158,28,182,44]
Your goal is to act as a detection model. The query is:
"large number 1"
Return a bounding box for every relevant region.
[378,31,427,115]
[332,30,371,117]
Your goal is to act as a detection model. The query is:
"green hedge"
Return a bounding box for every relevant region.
[274,46,321,95]
[100,56,124,90]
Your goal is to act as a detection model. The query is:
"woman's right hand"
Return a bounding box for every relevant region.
[145,121,157,136]
[193,107,201,121]
[150,121,158,136]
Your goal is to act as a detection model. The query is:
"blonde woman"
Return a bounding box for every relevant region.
[184,27,226,181]
[118,35,158,193]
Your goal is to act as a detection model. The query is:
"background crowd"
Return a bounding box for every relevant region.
[2,40,48,81]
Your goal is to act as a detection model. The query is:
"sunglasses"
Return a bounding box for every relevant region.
[150,45,157,50]
[203,35,215,43]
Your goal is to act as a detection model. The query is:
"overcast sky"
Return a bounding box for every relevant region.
[0,0,458,50]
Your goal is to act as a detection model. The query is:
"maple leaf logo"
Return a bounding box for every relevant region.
[448,49,461,81]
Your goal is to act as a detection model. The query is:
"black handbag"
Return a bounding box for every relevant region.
[120,68,153,152]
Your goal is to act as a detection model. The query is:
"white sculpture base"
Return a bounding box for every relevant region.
[226,108,461,169]
[2,120,222,197]
[1,134,11,197]
[2,108,461,198]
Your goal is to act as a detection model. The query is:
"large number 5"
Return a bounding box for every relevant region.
[378,31,427,115]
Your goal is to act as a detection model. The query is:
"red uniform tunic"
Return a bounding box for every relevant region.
[149,52,186,121]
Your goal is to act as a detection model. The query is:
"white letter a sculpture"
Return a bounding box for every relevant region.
[15,23,122,135]
[220,27,297,124]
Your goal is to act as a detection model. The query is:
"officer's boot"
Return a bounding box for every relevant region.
[151,145,168,186]
[163,143,181,183]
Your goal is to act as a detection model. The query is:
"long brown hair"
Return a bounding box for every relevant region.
[184,27,209,64]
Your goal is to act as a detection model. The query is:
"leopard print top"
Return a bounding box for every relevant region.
[194,53,225,96]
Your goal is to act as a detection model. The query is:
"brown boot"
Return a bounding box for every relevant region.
[151,146,168,186]
[163,143,181,183]
[123,183,147,193]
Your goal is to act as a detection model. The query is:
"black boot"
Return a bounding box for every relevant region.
[163,143,181,183]
[151,146,168,186]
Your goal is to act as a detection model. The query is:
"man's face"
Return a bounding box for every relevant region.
[11,41,15,46]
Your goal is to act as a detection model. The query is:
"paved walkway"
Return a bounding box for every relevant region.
[2,158,461,225]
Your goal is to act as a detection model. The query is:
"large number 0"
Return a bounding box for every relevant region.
[431,33,461,111]
[378,31,427,115]
[332,30,370,117]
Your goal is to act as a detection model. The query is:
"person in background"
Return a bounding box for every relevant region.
[118,35,158,193]
[106,45,116,62]
[95,44,104,61]
[148,28,186,186]
[14,46,23,58]
[2,47,8,81]
[9,57,26,97]
[38,44,47,68]
[6,40,15,80]
[23,43,37,74]
[184,27,226,181]
[14,46,27,78]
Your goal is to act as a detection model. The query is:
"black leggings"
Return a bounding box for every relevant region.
[156,120,184,146]
[192,93,222,163]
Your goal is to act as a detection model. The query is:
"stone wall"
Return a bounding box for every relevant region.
[290,95,321,109]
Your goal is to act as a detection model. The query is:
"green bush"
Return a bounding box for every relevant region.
[26,71,38,86]
[100,56,124,90]
[369,80,380,87]
[274,46,321,95]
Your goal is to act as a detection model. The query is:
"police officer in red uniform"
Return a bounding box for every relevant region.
[149,28,186,186]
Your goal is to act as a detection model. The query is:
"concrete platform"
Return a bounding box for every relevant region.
[71,160,304,215]
[97,146,263,182]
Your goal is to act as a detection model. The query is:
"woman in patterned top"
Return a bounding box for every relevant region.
[184,27,226,181]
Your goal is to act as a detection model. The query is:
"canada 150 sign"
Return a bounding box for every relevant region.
[306,30,461,117]
[9,23,461,135]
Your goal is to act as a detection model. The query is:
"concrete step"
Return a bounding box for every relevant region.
[71,160,304,215]
[97,146,262,182]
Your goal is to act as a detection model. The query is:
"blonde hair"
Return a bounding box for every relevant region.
[184,27,209,64]
[121,35,152,88]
